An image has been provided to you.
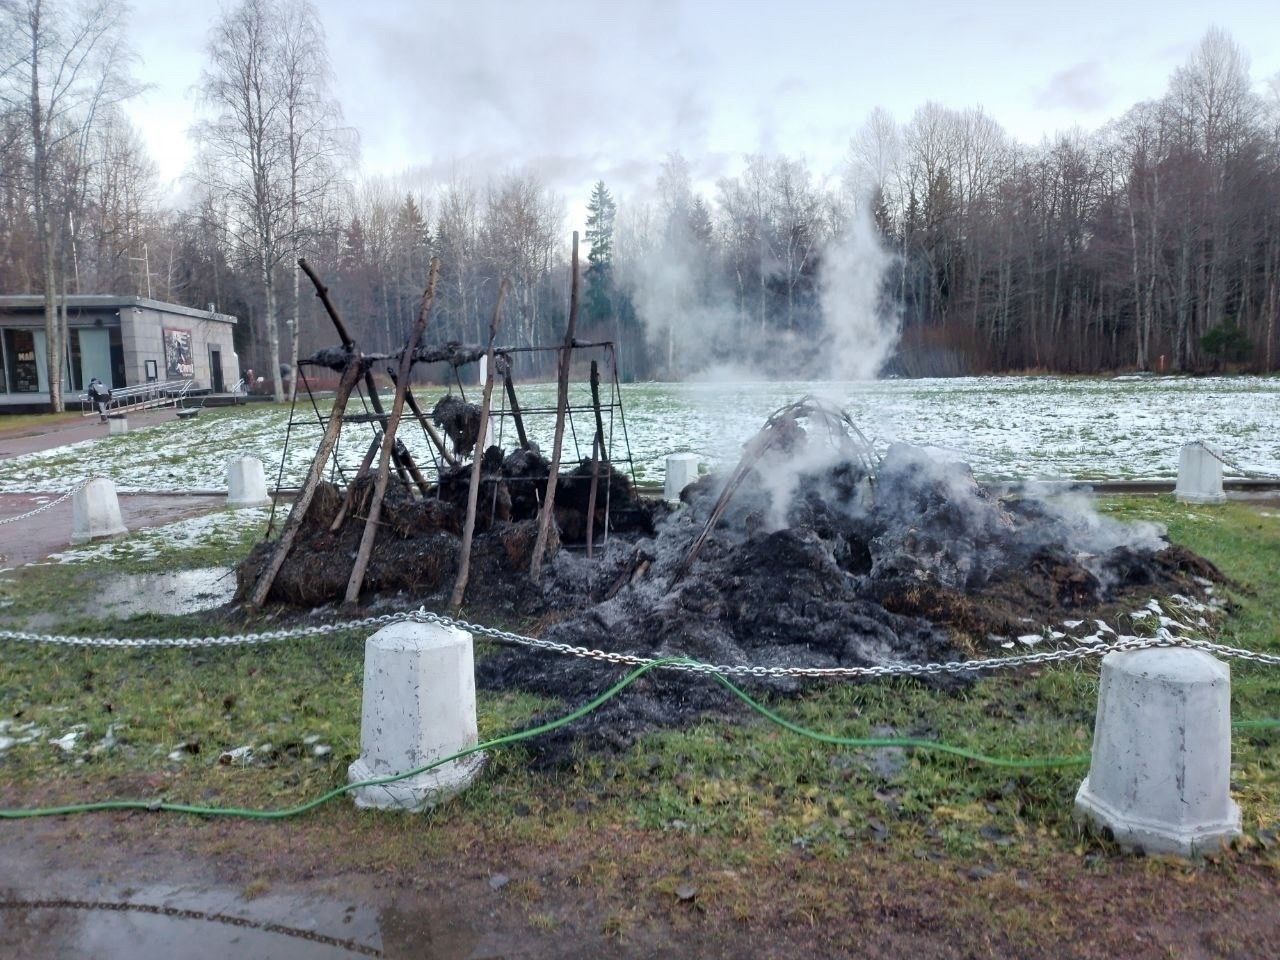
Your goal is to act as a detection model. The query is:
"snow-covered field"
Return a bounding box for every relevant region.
[1,375,1276,493]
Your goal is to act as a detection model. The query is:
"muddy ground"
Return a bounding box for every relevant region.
[1,803,1277,959]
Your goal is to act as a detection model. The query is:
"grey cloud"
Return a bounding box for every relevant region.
[1035,60,1111,111]
[330,0,712,199]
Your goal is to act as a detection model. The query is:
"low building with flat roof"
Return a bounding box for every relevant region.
[0,296,239,412]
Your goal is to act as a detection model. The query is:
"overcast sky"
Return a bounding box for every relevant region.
[126,0,1280,223]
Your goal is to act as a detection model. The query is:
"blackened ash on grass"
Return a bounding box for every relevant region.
[238,408,1219,765]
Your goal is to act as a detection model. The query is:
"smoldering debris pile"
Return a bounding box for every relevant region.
[471,398,1219,762]
[236,446,659,608]
[238,397,1219,763]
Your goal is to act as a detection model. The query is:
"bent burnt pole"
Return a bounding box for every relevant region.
[529,231,581,584]
[344,259,441,605]
[450,278,509,611]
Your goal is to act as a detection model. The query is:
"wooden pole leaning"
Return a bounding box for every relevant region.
[529,232,580,583]
[450,279,509,611]
[344,260,441,605]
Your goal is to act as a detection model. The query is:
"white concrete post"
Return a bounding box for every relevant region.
[108,416,128,436]
[226,456,272,508]
[71,478,128,543]
[348,621,485,811]
[1075,647,1240,857]
[664,453,701,503]
[1175,442,1226,504]
[476,355,499,450]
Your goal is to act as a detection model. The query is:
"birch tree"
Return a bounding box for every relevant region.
[0,0,137,409]
[195,0,346,402]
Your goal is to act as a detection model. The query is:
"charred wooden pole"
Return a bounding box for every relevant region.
[387,369,458,469]
[668,415,791,589]
[329,433,382,532]
[344,260,440,605]
[450,279,509,611]
[248,350,365,608]
[529,232,581,583]
[299,257,427,495]
[584,360,608,558]
[502,365,530,451]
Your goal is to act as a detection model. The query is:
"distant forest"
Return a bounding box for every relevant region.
[2,1,1279,407]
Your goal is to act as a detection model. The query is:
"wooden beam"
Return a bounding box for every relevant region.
[502,365,530,451]
[344,260,440,605]
[450,279,508,611]
[529,232,580,583]
[584,360,606,558]
[248,351,364,608]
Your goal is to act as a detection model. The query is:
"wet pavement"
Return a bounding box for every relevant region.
[0,493,226,569]
[0,836,548,960]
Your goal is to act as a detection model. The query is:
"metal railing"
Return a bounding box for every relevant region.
[80,379,194,418]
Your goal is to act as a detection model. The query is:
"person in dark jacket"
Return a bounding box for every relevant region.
[88,378,112,422]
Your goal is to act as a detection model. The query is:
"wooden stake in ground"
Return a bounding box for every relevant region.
[344,260,440,605]
[450,279,509,611]
[389,369,458,468]
[529,232,581,583]
[584,360,607,558]
[248,351,365,608]
[329,434,382,532]
[502,366,530,451]
[299,258,428,495]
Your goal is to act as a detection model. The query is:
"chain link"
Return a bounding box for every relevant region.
[2,606,1274,677]
[1188,441,1279,481]
[0,479,94,527]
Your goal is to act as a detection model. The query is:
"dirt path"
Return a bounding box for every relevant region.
[0,493,226,568]
[0,408,184,461]
[0,812,1277,959]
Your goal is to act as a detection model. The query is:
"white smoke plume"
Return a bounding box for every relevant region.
[817,202,900,381]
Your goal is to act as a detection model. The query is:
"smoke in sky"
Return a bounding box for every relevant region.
[817,201,901,380]
[621,191,900,382]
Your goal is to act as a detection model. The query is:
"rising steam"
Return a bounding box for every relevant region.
[817,201,900,381]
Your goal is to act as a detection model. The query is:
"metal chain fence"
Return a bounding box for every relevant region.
[2,608,1277,677]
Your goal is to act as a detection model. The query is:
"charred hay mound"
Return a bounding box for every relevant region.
[474,432,1219,764]
[235,449,659,610]
[238,403,1220,765]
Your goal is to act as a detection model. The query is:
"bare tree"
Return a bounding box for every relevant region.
[194,0,346,402]
[1,0,137,409]
[276,0,351,401]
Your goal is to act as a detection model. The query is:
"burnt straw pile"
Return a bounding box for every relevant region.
[238,398,1218,763]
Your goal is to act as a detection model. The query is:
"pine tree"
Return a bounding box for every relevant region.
[584,180,617,324]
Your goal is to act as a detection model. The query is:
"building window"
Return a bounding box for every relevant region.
[69,329,83,391]
[3,330,40,392]
[110,327,126,388]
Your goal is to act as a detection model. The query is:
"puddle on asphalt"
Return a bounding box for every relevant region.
[95,567,237,618]
[0,883,492,959]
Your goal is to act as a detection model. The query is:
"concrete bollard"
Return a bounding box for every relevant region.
[664,453,701,502]
[1175,442,1226,504]
[348,621,485,811]
[108,415,128,436]
[1075,647,1240,857]
[226,456,272,508]
[71,478,128,543]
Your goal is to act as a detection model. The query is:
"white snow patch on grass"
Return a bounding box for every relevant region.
[0,376,1276,492]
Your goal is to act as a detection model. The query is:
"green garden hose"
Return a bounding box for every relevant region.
[1,657,1276,821]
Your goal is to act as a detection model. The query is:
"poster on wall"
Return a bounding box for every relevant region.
[163,328,194,380]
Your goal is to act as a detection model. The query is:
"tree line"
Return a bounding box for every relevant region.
[2,4,1278,409]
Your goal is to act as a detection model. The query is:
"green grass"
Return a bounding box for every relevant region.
[0,495,1276,872]
[0,411,83,434]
